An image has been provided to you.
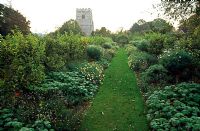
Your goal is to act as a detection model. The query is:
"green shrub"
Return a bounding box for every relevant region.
[147,83,200,130]
[0,108,54,131]
[160,50,194,82]
[145,33,165,55]
[125,44,137,56]
[140,64,170,92]
[88,36,112,45]
[128,51,157,72]
[31,71,98,105]
[44,36,65,71]
[117,34,129,44]
[102,43,112,49]
[0,108,23,130]
[102,48,116,61]
[141,64,169,84]
[96,59,110,69]
[0,31,45,89]
[163,33,177,49]
[44,34,86,71]
[79,62,104,85]
[134,40,149,52]
[86,45,102,61]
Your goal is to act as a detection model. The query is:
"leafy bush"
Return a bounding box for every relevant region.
[44,34,86,71]
[102,43,112,49]
[145,33,165,55]
[44,37,65,71]
[141,64,169,84]
[79,62,104,85]
[86,45,102,61]
[128,51,157,72]
[125,44,137,56]
[96,59,110,69]
[88,36,112,45]
[31,71,98,105]
[102,48,116,61]
[160,50,194,82]
[116,34,129,44]
[163,33,177,49]
[140,64,170,92]
[134,40,149,52]
[0,31,45,89]
[147,83,200,130]
[0,108,23,130]
[0,108,54,131]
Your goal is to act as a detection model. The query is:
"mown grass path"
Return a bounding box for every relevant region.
[79,49,148,131]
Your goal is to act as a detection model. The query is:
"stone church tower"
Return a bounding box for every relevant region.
[76,8,94,36]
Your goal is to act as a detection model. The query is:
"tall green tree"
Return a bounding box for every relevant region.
[179,14,200,34]
[53,19,83,35]
[150,18,173,33]
[130,19,151,33]
[130,19,172,34]
[159,0,200,20]
[0,4,30,36]
[92,27,111,37]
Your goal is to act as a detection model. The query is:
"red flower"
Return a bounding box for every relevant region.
[15,91,20,97]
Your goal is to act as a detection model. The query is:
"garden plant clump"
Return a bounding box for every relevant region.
[0,28,118,130]
[126,17,200,130]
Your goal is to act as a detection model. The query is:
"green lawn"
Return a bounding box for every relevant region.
[79,48,148,131]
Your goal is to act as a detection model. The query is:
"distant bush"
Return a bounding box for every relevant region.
[88,36,112,45]
[125,45,137,56]
[140,64,170,92]
[128,51,157,72]
[102,43,112,49]
[115,34,129,45]
[141,64,169,84]
[163,33,177,49]
[145,33,165,55]
[86,45,102,61]
[134,40,149,52]
[160,50,194,82]
[147,83,200,131]
[102,48,116,61]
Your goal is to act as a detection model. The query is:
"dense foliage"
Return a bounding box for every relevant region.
[147,83,200,130]
[0,32,45,89]
[86,45,102,61]
[44,34,86,71]
[130,18,173,34]
[160,50,194,83]
[0,108,54,130]
[51,19,83,35]
[140,64,169,92]
[92,27,112,37]
[127,17,200,130]
[128,50,157,72]
[159,0,200,20]
[0,28,117,130]
[31,71,99,105]
[0,4,30,36]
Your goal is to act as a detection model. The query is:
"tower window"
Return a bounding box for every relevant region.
[82,15,85,19]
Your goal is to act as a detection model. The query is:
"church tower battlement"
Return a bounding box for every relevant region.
[76,8,94,36]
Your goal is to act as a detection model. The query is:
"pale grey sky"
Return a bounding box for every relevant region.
[0,0,161,33]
